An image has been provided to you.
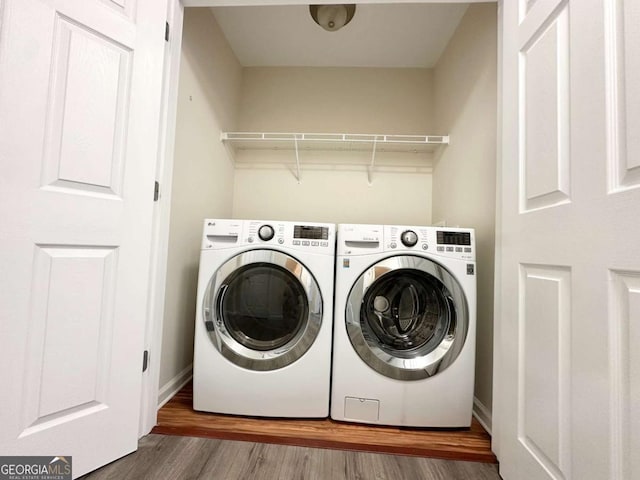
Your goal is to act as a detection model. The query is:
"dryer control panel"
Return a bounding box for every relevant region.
[201,219,335,255]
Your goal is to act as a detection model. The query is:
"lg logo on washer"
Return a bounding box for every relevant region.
[203,221,242,249]
[340,225,382,256]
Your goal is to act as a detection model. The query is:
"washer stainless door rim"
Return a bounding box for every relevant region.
[346,255,468,380]
[203,249,323,371]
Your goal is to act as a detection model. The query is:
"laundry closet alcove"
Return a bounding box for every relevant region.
[158,1,497,461]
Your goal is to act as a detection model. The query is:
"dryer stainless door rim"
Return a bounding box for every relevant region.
[346,255,468,380]
[203,249,323,371]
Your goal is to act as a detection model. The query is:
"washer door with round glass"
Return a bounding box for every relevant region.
[203,250,322,371]
[346,255,468,380]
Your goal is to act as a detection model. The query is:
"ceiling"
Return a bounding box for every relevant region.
[210,3,470,68]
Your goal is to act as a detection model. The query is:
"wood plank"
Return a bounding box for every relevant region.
[152,382,497,464]
[82,434,502,480]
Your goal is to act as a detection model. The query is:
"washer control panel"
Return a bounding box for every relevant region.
[338,224,474,261]
[385,225,474,260]
[246,221,333,251]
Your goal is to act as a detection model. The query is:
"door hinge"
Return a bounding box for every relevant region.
[142,350,149,373]
[165,22,170,42]
[154,181,160,201]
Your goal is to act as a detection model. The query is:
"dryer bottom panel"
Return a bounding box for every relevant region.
[193,369,330,418]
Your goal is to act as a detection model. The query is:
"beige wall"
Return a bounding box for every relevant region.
[232,67,435,224]
[432,3,498,418]
[160,8,241,388]
[238,67,434,133]
[233,166,433,225]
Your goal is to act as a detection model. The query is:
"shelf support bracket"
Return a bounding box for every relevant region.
[294,135,301,183]
[367,137,378,185]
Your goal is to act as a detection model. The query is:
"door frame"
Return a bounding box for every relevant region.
[138,0,185,436]
[140,0,504,446]
[492,0,504,460]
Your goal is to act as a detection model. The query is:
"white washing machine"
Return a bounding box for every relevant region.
[193,219,335,417]
[331,224,476,427]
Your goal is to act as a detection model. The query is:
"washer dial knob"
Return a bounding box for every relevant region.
[258,225,275,241]
[400,230,418,247]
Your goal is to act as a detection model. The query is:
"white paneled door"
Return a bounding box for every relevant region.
[0,0,167,477]
[498,0,640,479]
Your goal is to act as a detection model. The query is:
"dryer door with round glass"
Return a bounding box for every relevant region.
[346,255,468,380]
[203,250,322,371]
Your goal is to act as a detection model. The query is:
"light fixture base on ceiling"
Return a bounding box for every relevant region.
[309,4,356,32]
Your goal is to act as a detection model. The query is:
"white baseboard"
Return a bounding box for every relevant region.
[157,363,193,409]
[472,396,492,435]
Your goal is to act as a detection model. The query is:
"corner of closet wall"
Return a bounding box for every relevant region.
[159,7,242,395]
[432,3,498,428]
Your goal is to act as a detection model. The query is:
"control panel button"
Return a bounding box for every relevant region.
[437,246,444,252]
[390,242,397,249]
[302,241,310,246]
[400,230,418,247]
[293,240,301,245]
[446,247,454,252]
[278,238,284,244]
[311,241,319,246]
[248,237,254,243]
[455,247,463,252]
[464,247,472,253]
[321,241,328,247]
[258,225,275,241]
[422,243,428,250]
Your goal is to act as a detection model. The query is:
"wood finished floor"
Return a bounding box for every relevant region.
[151,383,497,464]
[82,434,502,480]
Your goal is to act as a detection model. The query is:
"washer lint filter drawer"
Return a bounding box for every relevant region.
[344,397,379,422]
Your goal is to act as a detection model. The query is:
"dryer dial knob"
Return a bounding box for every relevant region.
[258,225,275,241]
[400,230,418,247]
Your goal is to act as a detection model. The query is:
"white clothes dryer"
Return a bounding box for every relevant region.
[331,224,476,427]
[193,219,335,417]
